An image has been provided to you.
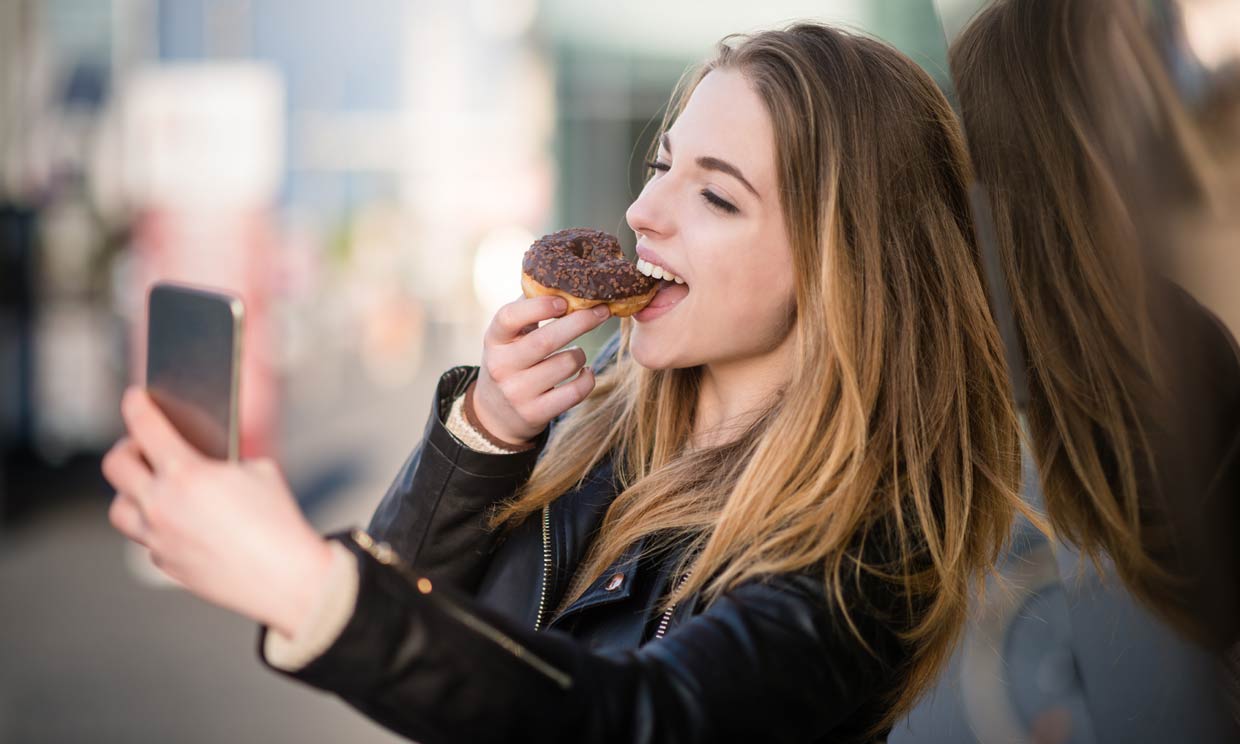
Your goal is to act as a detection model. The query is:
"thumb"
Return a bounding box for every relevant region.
[121,387,202,474]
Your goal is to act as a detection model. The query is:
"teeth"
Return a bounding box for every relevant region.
[636,257,683,284]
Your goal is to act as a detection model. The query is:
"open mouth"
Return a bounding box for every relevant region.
[651,280,689,304]
[632,254,688,321]
[635,278,689,322]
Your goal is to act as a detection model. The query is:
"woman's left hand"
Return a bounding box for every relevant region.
[102,387,335,639]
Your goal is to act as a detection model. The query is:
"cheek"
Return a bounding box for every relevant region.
[699,234,794,308]
[691,244,795,340]
[734,258,790,297]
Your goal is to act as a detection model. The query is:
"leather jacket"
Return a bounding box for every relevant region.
[257,334,908,743]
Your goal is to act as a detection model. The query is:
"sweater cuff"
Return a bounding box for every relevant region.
[446,382,535,454]
[263,541,361,671]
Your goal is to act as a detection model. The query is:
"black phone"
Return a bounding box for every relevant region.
[144,281,244,461]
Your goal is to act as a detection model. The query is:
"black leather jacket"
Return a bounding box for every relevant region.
[257,335,908,743]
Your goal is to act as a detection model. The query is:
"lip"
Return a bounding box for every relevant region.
[635,244,686,284]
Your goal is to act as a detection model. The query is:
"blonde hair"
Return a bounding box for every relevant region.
[490,22,1022,726]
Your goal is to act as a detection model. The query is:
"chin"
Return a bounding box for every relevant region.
[629,339,667,370]
[629,329,677,370]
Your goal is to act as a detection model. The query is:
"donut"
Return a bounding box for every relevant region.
[521,228,659,317]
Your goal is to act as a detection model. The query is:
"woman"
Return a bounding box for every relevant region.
[103,23,1021,743]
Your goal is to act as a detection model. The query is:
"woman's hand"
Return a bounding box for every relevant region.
[102,388,335,639]
[472,296,611,446]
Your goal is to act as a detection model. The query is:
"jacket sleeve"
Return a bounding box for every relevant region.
[256,529,905,744]
[365,364,551,594]
[367,331,624,594]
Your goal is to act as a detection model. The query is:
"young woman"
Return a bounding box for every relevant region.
[103,23,1022,743]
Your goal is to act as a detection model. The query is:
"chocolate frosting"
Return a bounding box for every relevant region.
[523,228,657,300]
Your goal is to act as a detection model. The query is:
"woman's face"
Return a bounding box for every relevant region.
[625,68,796,371]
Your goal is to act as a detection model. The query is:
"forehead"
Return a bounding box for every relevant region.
[669,68,775,194]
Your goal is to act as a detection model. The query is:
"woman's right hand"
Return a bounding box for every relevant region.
[472,296,612,446]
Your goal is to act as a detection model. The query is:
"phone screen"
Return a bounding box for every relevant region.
[145,282,244,461]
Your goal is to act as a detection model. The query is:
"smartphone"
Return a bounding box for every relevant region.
[145,282,244,461]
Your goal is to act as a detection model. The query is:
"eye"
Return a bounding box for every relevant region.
[644,159,670,173]
[701,189,739,215]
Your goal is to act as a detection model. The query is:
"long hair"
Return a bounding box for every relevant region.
[949,0,1218,637]
[490,22,1022,725]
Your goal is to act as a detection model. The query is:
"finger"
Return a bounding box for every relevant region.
[248,456,280,477]
[146,550,187,588]
[101,437,155,509]
[506,306,610,370]
[507,346,589,398]
[108,492,149,547]
[525,366,596,422]
[121,387,201,474]
[487,296,569,345]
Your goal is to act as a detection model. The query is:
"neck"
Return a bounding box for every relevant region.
[691,332,795,450]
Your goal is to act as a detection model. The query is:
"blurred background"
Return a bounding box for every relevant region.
[2,1,1238,742]
[0,1,948,742]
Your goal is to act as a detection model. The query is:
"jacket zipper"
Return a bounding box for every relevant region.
[654,569,693,640]
[533,503,553,631]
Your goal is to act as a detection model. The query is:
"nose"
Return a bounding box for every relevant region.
[625,176,673,242]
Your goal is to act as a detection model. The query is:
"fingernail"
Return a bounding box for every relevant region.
[593,305,609,319]
[552,298,567,313]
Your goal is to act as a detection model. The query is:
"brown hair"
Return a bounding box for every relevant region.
[491,22,1022,726]
[949,0,1217,636]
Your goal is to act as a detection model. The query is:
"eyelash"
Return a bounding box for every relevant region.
[700,189,740,215]
[643,159,740,215]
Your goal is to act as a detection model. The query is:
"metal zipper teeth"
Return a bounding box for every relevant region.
[533,504,552,631]
[654,569,693,640]
[350,529,571,690]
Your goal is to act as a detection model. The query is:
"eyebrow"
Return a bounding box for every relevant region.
[660,133,760,200]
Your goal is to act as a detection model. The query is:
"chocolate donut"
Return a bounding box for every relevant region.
[521,228,659,317]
